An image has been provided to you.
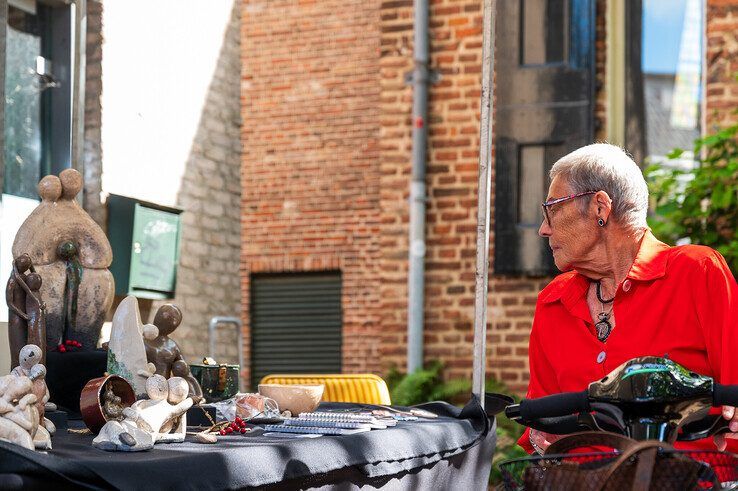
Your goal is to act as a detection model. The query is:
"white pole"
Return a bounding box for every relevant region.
[472,0,497,409]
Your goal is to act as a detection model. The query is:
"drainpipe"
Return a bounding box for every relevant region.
[407,0,430,374]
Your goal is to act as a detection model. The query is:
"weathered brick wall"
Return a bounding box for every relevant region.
[706,0,738,129]
[240,0,382,386]
[240,0,608,394]
[156,2,243,365]
[379,0,608,394]
[83,0,104,227]
[379,0,491,381]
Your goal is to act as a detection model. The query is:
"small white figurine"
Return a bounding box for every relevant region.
[11,345,55,436]
[93,374,193,452]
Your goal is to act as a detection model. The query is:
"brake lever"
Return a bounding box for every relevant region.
[679,415,730,442]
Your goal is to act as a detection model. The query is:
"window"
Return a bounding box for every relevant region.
[3,0,74,199]
[494,0,596,275]
[641,0,702,166]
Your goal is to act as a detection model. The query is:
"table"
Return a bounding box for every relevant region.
[0,399,495,490]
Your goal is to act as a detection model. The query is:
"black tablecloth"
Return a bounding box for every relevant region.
[0,399,495,490]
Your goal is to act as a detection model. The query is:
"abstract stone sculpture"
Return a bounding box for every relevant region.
[12,169,114,351]
[144,305,203,403]
[107,296,156,399]
[93,374,193,452]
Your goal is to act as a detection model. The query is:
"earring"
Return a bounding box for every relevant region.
[598,218,605,227]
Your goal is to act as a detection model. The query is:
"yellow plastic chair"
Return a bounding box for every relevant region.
[259,373,392,405]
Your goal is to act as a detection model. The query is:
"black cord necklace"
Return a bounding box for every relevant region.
[594,281,614,342]
[595,281,615,304]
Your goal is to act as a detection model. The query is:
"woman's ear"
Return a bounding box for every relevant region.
[593,190,612,220]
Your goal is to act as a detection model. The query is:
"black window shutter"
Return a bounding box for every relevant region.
[250,272,342,389]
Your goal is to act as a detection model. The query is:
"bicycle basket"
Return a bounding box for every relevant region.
[498,450,738,490]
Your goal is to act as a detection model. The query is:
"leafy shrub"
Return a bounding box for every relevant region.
[646,124,738,275]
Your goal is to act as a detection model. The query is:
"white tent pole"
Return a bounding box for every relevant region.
[472,0,497,409]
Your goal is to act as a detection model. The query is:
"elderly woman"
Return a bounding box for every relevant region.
[518,143,738,454]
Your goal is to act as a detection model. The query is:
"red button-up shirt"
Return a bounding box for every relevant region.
[517,231,738,453]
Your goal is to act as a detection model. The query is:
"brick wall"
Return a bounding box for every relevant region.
[242,0,609,394]
[706,0,738,129]
[378,0,491,380]
[83,0,104,227]
[378,1,608,393]
[240,0,382,386]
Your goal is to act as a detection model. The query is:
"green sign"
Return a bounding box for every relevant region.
[129,204,181,295]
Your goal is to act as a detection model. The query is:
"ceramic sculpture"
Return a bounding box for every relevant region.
[0,345,54,450]
[0,375,40,450]
[144,304,203,402]
[12,169,114,351]
[92,374,193,452]
[11,345,55,437]
[5,254,43,368]
[107,296,156,398]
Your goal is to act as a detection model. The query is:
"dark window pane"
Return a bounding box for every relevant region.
[4,26,42,199]
[521,0,567,65]
[518,145,546,225]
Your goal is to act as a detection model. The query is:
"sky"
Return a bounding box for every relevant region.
[642,0,693,74]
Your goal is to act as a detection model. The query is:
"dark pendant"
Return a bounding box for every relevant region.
[595,314,612,343]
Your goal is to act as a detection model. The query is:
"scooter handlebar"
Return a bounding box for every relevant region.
[506,390,590,421]
[713,383,738,408]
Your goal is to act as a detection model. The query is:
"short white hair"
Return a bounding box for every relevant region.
[550,143,649,231]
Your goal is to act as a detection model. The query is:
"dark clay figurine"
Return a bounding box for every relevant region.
[57,240,82,346]
[144,304,202,402]
[5,254,37,369]
[24,272,47,365]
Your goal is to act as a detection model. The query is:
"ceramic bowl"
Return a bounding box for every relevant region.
[80,375,136,433]
[257,383,324,415]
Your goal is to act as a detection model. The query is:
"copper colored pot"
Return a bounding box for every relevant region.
[80,375,136,433]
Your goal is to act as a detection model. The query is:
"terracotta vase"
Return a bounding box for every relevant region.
[80,375,135,433]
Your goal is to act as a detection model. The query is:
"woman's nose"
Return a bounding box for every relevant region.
[539,219,551,237]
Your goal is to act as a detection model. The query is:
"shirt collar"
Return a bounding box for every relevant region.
[626,230,671,281]
[540,230,671,304]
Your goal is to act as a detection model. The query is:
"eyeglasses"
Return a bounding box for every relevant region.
[541,191,598,227]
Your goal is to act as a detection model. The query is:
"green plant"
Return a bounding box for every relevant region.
[646,124,738,275]
[384,362,528,486]
[386,360,471,406]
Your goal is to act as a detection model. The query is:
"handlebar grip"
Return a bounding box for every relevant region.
[713,383,738,407]
[515,390,590,421]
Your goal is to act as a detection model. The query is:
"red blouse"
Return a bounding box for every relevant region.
[517,231,738,453]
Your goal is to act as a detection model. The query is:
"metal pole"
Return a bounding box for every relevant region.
[407,0,430,374]
[472,0,497,409]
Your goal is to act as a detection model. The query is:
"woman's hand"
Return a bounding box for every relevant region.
[529,429,564,455]
[714,405,738,451]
